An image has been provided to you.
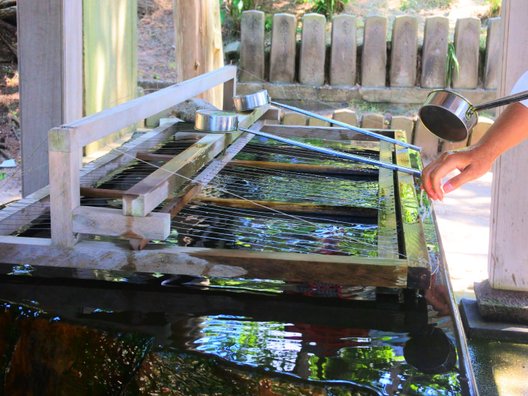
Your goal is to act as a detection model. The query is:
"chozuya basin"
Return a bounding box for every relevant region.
[233,90,270,112]
[194,109,238,132]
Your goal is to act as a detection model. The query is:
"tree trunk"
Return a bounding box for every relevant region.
[173,0,224,108]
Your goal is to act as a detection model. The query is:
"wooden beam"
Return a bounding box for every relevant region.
[377,141,399,259]
[394,131,430,289]
[68,66,237,148]
[228,160,378,176]
[194,196,378,218]
[72,206,170,241]
[135,154,377,176]
[122,133,234,216]
[80,187,129,199]
[0,239,409,288]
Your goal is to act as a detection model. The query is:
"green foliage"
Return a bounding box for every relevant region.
[486,0,501,17]
[264,14,273,32]
[446,42,460,87]
[304,0,351,18]
[227,0,256,19]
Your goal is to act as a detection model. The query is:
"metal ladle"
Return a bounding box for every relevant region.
[194,109,421,176]
[419,89,528,142]
[233,90,421,152]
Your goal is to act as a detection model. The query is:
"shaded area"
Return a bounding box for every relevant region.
[0,266,465,395]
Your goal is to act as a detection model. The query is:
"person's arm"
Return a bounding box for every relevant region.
[422,102,528,201]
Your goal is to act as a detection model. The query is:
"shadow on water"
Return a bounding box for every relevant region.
[0,264,463,395]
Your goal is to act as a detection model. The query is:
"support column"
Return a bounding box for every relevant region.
[489,0,528,292]
[17,0,83,196]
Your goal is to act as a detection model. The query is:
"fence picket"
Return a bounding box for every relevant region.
[361,16,388,87]
[240,10,265,82]
[421,16,449,88]
[299,13,326,86]
[452,17,480,89]
[330,14,357,86]
[269,13,296,83]
[390,16,418,87]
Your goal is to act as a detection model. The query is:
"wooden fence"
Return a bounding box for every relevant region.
[238,11,500,105]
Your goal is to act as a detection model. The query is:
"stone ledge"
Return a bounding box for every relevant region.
[237,82,497,105]
[460,298,528,343]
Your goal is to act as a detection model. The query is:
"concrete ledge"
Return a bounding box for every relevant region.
[139,80,497,106]
[460,298,528,343]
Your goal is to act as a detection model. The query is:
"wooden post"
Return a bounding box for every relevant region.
[83,0,138,155]
[173,0,224,108]
[18,0,83,196]
[489,0,528,291]
[49,127,81,248]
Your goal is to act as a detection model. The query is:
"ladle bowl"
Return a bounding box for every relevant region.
[419,89,528,142]
[194,109,238,132]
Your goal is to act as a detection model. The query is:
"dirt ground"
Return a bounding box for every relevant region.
[0,0,497,206]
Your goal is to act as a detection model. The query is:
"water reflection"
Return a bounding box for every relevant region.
[0,268,462,395]
[181,315,459,394]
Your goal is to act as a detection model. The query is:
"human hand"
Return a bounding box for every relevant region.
[421,146,494,201]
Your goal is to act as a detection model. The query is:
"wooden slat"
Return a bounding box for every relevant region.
[377,141,399,259]
[80,187,129,199]
[194,196,378,218]
[0,239,408,288]
[122,133,232,216]
[228,160,377,176]
[394,130,430,289]
[134,155,375,177]
[68,66,237,147]
[80,121,182,188]
[73,206,170,241]
[122,104,271,217]
[0,187,50,236]
[0,122,182,237]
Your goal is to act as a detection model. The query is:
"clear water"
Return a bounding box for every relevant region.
[0,267,465,395]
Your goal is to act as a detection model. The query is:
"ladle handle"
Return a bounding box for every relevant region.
[270,101,422,152]
[238,128,421,176]
[473,90,528,111]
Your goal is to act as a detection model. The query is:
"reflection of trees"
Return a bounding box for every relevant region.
[188,316,462,395]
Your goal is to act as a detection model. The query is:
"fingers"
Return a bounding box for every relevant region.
[422,148,491,200]
[422,152,460,201]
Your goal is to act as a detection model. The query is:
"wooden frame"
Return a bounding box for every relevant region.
[48,66,238,247]
[0,66,431,289]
